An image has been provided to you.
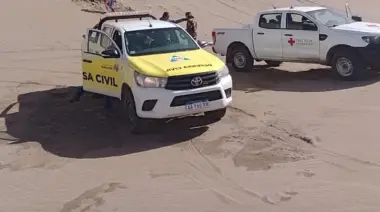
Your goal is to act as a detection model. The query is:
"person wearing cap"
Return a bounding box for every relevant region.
[185,12,198,40]
[159,12,188,24]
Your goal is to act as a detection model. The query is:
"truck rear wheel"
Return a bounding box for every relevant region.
[204,108,227,121]
[229,46,253,72]
[121,87,152,134]
[265,60,282,67]
[332,50,365,81]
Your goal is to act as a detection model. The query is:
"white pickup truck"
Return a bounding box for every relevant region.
[212,6,380,80]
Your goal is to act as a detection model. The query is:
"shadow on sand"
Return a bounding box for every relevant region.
[230,65,380,93]
[0,87,215,159]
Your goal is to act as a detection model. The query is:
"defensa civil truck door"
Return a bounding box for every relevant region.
[82,29,123,98]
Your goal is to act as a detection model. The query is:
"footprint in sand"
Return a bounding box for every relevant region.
[296,169,316,178]
[261,190,299,204]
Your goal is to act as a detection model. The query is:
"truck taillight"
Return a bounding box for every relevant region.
[212,31,216,44]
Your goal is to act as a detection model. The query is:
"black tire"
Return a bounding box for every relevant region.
[331,49,365,81]
[121,87,152,134]
[228,45,253,72]
[204,108,227,121]
[265,60,282,67]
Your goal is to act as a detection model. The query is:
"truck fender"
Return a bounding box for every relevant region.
[326,45,355,65]
[121,83,133,101]
[226,42,253,64]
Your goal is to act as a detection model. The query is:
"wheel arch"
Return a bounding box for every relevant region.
[326,45,356,65]
[226,42,252,64]
[121,83,133,99]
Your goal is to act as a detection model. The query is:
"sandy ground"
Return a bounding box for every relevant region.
[1,0,380,211]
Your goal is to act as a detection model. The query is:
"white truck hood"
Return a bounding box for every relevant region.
[333,22,380,34]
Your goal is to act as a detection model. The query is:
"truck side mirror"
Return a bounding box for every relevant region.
[352,15,362,22]
[101,48,120,58]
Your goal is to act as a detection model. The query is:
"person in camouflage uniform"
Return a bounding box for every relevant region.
[159,12,188,24]
[185,12,197,40]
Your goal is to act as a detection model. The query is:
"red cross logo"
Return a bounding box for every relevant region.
[288,38,295,46]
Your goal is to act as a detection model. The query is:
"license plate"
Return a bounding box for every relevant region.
[185,101,209,111]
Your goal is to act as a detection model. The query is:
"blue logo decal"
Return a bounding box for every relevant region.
[170,55,190,62]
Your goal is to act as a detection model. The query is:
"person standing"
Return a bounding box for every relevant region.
[159,12,170,21]
[106,0,115,12]
[185,12,197,40]
[159,12,187,24]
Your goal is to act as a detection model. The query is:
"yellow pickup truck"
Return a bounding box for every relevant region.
[81,11,232,134]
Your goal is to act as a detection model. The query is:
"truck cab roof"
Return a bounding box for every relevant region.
[105,19,178,32]
[265,6,326,13]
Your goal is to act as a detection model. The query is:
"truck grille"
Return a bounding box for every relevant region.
[170,90,223,107]
[165,71,219,90]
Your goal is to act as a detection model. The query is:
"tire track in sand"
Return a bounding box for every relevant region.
[60,183,127,212]
[181,139,263,205]
[177,108,312,205]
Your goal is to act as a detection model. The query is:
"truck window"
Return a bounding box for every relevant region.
[112,30,123,51]
[175,30,189,46]
[286,13,318,31]
[99,26,114,48]
[87,30,100,53]
[306,9,353,27]
[124,27,199,56]
[102,26,113,36]
[259,13,282,29]
[88,30,99,43]
[100,33,111,49]
[88,30,118,55]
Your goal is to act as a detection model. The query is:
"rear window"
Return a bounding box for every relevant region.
[259,13,282,29]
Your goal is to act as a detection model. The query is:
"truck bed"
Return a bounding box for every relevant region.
[212,27,255,57]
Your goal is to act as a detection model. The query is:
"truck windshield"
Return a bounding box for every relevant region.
[124,27,199,56]
[306,9,354,27]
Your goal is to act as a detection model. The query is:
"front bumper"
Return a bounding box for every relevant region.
[358,44,380,68]
[131,75,233,119]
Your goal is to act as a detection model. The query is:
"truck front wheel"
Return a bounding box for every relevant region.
[332,50,365,80]
[229,46,253,72]
[122,87,152,134]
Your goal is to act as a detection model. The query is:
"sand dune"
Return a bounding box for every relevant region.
[1,0,380,211]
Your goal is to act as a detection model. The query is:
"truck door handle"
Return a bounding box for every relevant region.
[82,59,92,63]
[284,34,293,36]
[319,34,328,41]
[257,32,264,35]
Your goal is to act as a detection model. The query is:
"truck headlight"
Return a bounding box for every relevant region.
[134,71,167,88]
[217,66,230,78]
[362,36,380,44]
